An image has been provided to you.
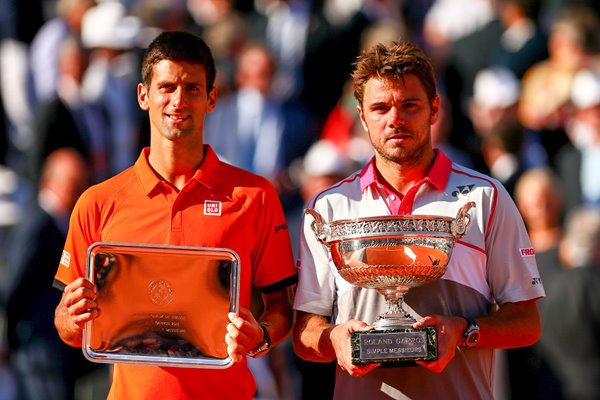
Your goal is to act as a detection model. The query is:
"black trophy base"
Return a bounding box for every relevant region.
[350,327,437,365]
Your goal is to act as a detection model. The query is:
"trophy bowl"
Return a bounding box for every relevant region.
[305,201,475,364]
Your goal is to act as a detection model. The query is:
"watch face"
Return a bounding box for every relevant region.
[467,331,480,346]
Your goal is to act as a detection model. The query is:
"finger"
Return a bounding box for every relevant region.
[226,320,246,341]
[73,308,99,326]
[66,277,97,295]
[228,306,257,328]
[68,297,97,315]
[413,315,436,328]
[225,333,245,363]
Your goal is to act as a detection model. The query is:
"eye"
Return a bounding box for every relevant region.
[158,83,175,93]
[186,84,201,93]
[371,104,390,113]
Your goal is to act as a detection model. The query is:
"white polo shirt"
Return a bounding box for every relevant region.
[294,150,544,400]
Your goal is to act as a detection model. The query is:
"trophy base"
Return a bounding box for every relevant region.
[350,327,437,365]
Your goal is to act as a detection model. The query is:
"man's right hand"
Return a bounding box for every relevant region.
[330,320,381,377]
[54,277,99,347]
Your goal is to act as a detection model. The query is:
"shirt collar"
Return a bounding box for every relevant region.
[135,145,219,196]
[359,149,452,193]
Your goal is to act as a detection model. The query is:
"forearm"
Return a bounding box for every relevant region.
[259,290,294,347]
[54,294,84,347]
[472,299,541,349]
[292,311,337,362]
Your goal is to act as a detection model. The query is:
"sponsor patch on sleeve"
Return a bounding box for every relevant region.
[520,247,535,257]
[60,250,71,267]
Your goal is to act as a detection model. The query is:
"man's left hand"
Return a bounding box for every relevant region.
[413,315,466,373]
[225,307,263,362]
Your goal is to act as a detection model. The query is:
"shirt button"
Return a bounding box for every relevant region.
[390,195,396,200]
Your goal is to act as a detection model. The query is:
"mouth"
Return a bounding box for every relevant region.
[387,132,411,142]
[165,113,190,122]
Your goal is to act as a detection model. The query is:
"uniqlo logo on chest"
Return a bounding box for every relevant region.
[204,200,222,216]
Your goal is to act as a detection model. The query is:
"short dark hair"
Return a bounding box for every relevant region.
[141,31,216,92]
[351,41,437,106]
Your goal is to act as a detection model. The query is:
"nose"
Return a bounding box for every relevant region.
[388,107,404,129]
[171,86,186,108]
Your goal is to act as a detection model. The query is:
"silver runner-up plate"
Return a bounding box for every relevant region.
[82,242,240,369]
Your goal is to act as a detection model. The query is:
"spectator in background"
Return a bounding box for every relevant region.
[186,0,248,96]
[287,139,355,259]
[204,43,315,201]
[26,36,107,186]
[1,148,107,400]
[205,43,282,178]
[469,65,547,171]
[519,4,600,165]
[431,95,474,168]
[480,121,526,198]
[28,0,96,107]
[285,139,354,400]
[80,1,144,180]
[556,68,600,215]
[442,0,548,153]
[537,206,600,400]
[511,167,566,399]
[422,0,494,69]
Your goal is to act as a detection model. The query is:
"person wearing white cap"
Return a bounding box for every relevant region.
[555,68,600,214]
[469,65,548,171]
[285,139,355,400]
[80,1,144,180]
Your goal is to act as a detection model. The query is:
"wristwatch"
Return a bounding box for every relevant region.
[460,317,480,347]
[247,323,271,358]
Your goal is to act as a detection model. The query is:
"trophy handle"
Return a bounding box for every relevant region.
[304,209,330,245]
[451,201,476,240]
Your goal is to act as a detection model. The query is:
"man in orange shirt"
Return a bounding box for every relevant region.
[53,31,297,399]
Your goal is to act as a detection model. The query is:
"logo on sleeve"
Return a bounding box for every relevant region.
[274,222,288,233]
[204,200,222,216]
[452,184,475,197]
[60,250,71,267]
[520,247,535,257]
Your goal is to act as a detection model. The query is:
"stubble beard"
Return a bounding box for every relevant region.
[371,128,432,168]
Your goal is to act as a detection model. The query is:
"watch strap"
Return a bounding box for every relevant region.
[247,323,271,358]
[460,317,480,347]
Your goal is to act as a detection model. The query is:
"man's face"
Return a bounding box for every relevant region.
[137,59,217,142]
[357,75,439,166]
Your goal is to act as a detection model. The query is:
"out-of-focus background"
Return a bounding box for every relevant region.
[1,0,600,399]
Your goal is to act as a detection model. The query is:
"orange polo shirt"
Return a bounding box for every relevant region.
[54,146,297,399]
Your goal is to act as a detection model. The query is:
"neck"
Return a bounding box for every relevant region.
[148,137,204,191]
[375,150,435,196]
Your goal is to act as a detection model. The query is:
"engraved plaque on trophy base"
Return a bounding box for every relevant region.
[350,327,437,365]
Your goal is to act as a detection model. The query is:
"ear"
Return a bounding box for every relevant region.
[357,104,368,132]
[430,95,441,126]
[137,83,149,111]
[207,86,218,113]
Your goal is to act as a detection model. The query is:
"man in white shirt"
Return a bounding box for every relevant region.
[292,41,544,400]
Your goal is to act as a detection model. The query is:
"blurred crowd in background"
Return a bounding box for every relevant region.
[1,0,600,399]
